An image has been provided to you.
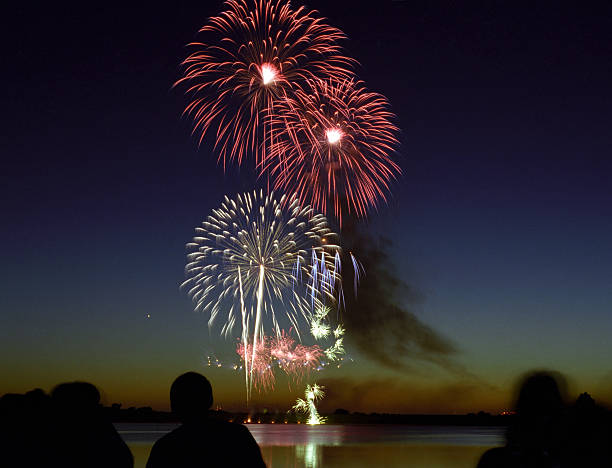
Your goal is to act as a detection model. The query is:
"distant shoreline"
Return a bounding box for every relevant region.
[106,406,512,426]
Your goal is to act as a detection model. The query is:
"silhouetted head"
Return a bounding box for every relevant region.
[170,372,213,422]
[515,372,564,417]
[51,382,101,415]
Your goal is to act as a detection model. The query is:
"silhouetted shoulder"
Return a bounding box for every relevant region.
[477,445,565,468]
[477,447,513,468]
[477,446,532,468]
[147,420,265,468]
[148,372,266,467]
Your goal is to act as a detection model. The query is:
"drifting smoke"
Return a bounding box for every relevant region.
[341,225,467,375]
[318,377,500,414]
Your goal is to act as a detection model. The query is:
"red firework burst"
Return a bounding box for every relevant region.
[270,331,323,381]
[264,78,401,223]
[175,0,354,168]
[236,332,322,392]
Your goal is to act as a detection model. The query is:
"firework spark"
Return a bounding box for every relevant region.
[310,306,331,339]
[182,190,340,400]
[293,383,326,425]
[310,306,345,361]
[265,78,401,223]
[324,329,345,361]
[175,0,354,167]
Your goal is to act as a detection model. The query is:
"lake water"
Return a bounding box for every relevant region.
[117,423,504,468]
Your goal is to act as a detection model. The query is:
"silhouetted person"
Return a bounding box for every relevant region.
[0,389,53,467]
[50,382,133,468]
[563,392,612,467]
[478,371,612,468]
[146,372,266,468]
[478,372,566,468]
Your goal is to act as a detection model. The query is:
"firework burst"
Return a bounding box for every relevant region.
[264,78,401,223]
[271,331,323,380]
[310,306,345,361]
[182,190,340,400]
[236,331,323,391]
[310,306,331,339]
[175,0,354,167]
[293,383,326,425]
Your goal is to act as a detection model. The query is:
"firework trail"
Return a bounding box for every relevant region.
[264,78,401,224]
[182,190,340,400]
[175,0,354,167]
[235,340,275,392]
[293,383,326,425]
[350,251,364,294]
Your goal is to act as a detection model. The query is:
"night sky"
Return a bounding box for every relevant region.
[2,1,612,414]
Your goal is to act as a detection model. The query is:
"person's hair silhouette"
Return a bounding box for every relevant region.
[478,371,566,468]
[146,372,266,468]
[515,372,563,418]
[52,382,102,415]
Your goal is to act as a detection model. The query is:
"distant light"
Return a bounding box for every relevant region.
[146,314,151,319]
[261,63,276,85]
[325,128,342,144]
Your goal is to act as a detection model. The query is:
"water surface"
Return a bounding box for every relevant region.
[117,423,503,468]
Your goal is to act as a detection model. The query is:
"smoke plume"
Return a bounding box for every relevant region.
[339,224,466,375]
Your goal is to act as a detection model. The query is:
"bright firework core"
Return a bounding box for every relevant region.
[261,63,277,85]
[325,128,342,144]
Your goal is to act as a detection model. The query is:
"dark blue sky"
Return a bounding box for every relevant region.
[2,1,611,412]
